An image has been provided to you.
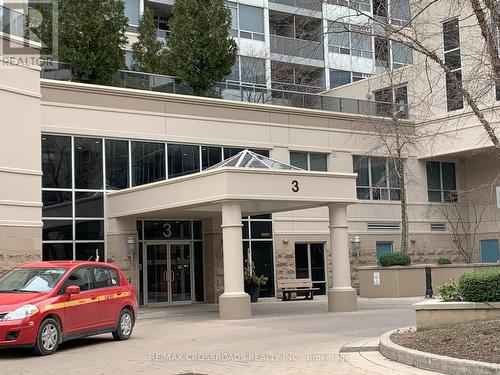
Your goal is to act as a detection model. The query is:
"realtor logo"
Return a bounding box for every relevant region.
[1,1,58,61]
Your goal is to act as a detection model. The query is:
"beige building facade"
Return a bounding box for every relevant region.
[2,0,500,318]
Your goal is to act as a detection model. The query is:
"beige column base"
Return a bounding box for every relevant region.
[219,293,251,320]
[328,287,358,312]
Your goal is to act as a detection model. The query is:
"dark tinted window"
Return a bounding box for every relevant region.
[42,191,72,218]
[42,135,72,188]
[63,267,92,292]
[294,243,309,279]
[74,138,103,189]
[201,146,222,169]
[75,220,104,240]
[75,243,105,261]
[75,192,104,218]
[310,153,327,171]
[290,152,308,169]
[43,243,73,261]
[443,18,460,52]
[43,220,72,241]
[168,144,200,178]
[445,71,464,111]
[250,221,273,239]
[106,139,129,190]
[132,142,165,186]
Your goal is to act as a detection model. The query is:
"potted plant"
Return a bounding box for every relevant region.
[244,260,268,303]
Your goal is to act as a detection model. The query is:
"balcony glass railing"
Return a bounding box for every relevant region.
[270,34,324,61]
[269,0,323,11]
[40,65,409,119]
[0,5,25,39]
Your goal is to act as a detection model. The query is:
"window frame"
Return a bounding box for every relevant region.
[426,161,458,203]
[353,155,402,201]
[290,151,328,171]
[442,18,464,112]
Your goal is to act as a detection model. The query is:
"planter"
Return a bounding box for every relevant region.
[413,299,500,330]
[357,263,500,298]
[244,282,260,303]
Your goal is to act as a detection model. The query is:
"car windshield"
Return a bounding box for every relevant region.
[0,268,68,293]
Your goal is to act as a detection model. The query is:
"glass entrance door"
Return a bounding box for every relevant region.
[147,244,169,303]
[170,244,191,302]
[146,243,192,304]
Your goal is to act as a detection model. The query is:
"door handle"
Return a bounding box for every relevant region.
[163,270,168,282]
[171,270,175,282]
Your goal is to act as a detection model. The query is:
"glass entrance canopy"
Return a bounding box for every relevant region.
[207,150,303,171]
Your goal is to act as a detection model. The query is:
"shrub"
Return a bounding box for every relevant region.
[458,268,500,302]
[437,257,452,265]
[379,252,411,267]
[438,280,460,301]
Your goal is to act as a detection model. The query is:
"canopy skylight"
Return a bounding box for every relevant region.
[206,150,303,171]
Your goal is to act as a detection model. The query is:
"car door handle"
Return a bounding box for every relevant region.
[90,294,97,300]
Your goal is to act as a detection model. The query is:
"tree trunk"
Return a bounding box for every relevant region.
[397,157,409,253]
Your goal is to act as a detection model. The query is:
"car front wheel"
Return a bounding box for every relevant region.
[112,308,134,341]
[33,318,61,356]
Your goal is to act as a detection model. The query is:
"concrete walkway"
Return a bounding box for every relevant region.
[0,297,439,374]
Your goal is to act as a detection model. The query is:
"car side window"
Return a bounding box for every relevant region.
[93,267,112,289]
[109,268,120,286]
[62,267,92,293]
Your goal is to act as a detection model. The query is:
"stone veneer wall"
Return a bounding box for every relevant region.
[0,226,42,273]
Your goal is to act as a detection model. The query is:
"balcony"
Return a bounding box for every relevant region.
[270,34,324,61]
[268,0,323,12]
[40,65,409,119]
[0,5,25,39]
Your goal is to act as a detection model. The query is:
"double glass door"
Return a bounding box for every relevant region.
[146,243,192,304]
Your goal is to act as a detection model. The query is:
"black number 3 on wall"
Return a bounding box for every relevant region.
[292,180,299,192]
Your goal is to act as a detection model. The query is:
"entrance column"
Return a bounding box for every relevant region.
[328,204,358,312]
[219,202,251,319]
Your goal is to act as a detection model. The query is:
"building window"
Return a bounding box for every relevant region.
[124,0,140,26]
[443,18,463,111]
[330,69,352,88]
[328,22,373,59]
[353,156,401,200]
[374,37,390,68]
[373,0,388,16]
[74,137,103,190]
[290,151,328,171]
[376,241,393,265]
[227,2,265,41]
[243,215,275,297]
[224,148,269,159]
[390,0,410,25]
[167,144,200,179]
[105,139,129,190]
[201,146,222,170]
[228,56,267,86]
[131,142,165,186]
[392,42,413,68]
[374,84,408,118]
[294,243,326,295]
[42,135,72,189]
[426,161,457,202]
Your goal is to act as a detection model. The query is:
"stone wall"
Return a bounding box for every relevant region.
[0,226,42,273]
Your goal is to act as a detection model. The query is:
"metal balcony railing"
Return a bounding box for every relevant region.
[0,5,25,39]
[40,65,409,119]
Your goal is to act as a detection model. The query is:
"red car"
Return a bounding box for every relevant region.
[0,261,138,355]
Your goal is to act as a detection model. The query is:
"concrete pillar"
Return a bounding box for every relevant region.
[327,204,358,312]
[218,202,251,319]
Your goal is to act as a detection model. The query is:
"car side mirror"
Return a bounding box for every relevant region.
[65,285,80,296]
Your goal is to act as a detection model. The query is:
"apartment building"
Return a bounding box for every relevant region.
[123,0,412,93]
[1,0,500,319]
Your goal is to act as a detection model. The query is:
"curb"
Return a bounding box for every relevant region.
[379,328,500,375]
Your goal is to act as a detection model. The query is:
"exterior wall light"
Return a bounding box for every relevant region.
[410,238,416,243]
[126,236,136,259]
[282,238,289,244]
[350,236,361,257]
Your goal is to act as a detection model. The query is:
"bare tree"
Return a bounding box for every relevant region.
[437,185,495,262]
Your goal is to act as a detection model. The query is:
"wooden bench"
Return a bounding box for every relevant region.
[277,278,320,301]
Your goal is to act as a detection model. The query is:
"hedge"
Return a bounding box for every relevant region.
[379,252,411,267]
[458,268,500,302]
[437,257,452,265]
